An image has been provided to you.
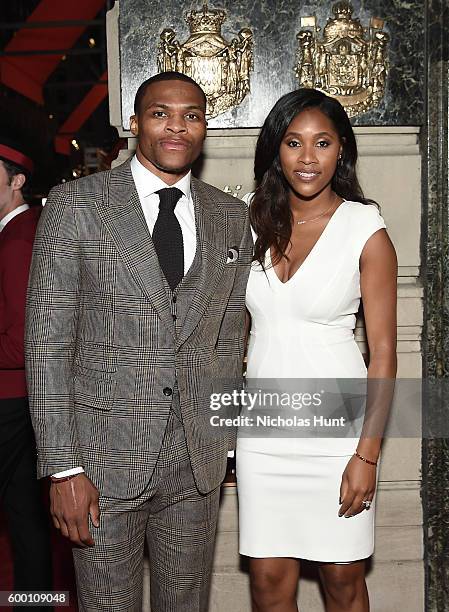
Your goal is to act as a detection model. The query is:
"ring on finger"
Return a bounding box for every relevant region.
[361,500,372,509]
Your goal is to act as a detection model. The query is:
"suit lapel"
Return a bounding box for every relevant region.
[95,160,175,338]
[176,177,228,348]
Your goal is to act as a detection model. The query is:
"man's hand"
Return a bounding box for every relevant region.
[50,473,100,547]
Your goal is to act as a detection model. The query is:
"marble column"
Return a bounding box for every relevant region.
[423,0,449,610]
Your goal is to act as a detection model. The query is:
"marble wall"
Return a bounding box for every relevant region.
[422,0,449,609]
[118,0,425,130]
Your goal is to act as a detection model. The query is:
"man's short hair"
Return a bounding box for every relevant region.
[133,71,207,115]
[1,159,29,185]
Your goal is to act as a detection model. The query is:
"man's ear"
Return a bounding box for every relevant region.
[130,115,138,136]
[11,173,26,191]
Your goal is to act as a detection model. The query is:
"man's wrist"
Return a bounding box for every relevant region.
[50,473,81,483]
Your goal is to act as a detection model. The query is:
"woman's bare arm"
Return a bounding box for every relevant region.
[339,228,397,517]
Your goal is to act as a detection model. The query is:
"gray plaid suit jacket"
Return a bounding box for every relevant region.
[25,159,252,499]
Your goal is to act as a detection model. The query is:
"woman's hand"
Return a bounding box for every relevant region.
[338,454,377,518]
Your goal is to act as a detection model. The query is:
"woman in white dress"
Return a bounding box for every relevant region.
[236,89,397,611]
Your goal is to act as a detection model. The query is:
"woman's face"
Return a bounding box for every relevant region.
[279,107,342,200]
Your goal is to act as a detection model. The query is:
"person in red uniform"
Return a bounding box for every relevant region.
[0,138,52,607]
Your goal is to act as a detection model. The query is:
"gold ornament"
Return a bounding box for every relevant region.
[295,1,389,117]
[157,2,254,119]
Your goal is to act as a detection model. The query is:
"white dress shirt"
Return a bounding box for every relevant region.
[131,155,197,274]
[53,157,198,479]
[0,203,29,232]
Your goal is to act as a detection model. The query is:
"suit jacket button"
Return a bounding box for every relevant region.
[163,387,173,396]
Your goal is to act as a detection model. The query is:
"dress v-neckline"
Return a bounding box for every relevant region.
[269,200,347,286]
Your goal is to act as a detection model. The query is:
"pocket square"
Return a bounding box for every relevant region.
[226,247,239,264]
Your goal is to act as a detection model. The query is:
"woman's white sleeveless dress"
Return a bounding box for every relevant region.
[237,199,386,562]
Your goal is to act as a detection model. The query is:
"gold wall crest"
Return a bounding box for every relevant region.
[157,2,254,118]
[295,1,389,117]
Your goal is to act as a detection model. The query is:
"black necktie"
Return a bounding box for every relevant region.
[152,187,184,290]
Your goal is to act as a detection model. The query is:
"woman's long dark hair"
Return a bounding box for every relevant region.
[251,88,376,266]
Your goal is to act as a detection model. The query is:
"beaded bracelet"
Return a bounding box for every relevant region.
[354,451,378,466]
[50,474,80,483]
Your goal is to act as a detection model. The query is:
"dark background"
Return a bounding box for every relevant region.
[0,0,120,199]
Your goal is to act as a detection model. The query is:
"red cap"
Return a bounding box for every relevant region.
[0,140,34,174]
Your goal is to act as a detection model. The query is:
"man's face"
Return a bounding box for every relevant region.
[130,80,207,184]
[0,161,26,222]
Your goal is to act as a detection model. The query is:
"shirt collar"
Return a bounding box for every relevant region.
[130,155,191,202]
[0,203,29,233]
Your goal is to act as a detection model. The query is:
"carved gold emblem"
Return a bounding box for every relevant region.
[157,2,254,118]
[295,1,389,117]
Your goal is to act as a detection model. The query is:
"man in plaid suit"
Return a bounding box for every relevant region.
[25,72,252,612]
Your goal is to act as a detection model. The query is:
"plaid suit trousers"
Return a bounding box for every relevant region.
[73,404,220,612]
